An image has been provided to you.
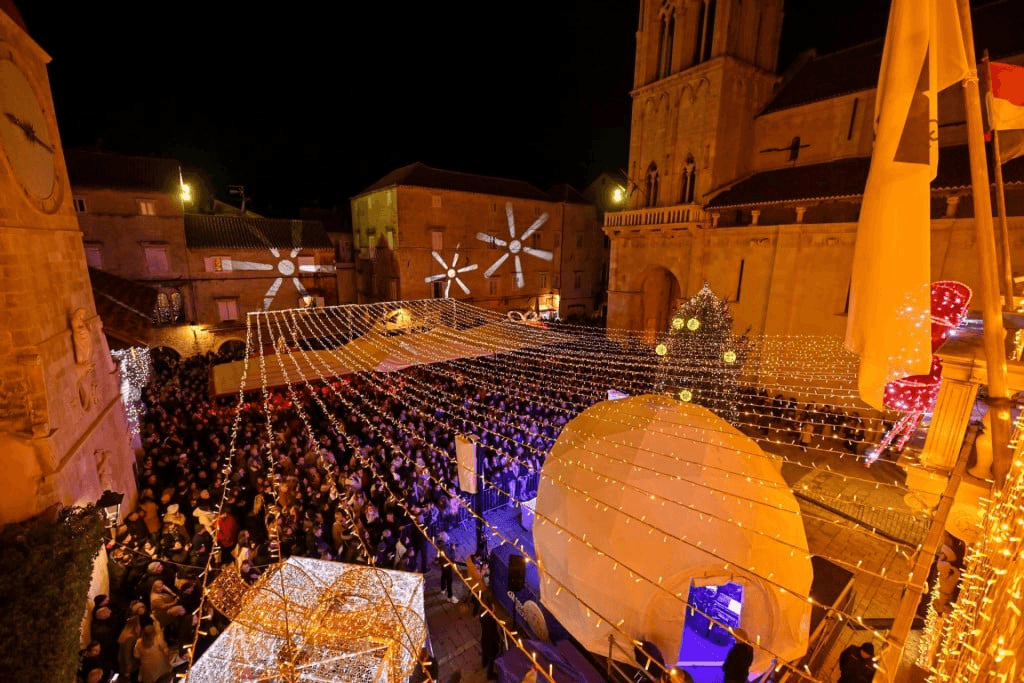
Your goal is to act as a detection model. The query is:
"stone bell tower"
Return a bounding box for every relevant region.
[627,0,784,209]
[0,4,136,524]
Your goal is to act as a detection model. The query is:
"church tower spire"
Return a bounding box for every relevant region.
[627,0,784,209]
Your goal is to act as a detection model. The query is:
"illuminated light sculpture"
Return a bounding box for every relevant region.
[534,395,812,673]
[869,282,972,464]
[424,248,478,298]
[190,557,426,683]
[477,202,554,289]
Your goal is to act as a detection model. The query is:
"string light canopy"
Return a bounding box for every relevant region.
[185,298,994,682]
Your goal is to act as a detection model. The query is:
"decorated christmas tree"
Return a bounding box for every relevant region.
[658,282,746,420]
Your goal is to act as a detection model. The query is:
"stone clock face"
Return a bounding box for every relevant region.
[0,57,57,204]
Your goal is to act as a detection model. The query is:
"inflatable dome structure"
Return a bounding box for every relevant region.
[534,395,812,672]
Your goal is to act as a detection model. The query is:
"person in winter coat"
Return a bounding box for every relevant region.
[134,622,172,683]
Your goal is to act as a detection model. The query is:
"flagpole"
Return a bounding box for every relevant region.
[981,50,1017,311]
[956,0,1013,484]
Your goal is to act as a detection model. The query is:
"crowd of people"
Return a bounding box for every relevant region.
[79,346,612,683]
[79,339,888,683]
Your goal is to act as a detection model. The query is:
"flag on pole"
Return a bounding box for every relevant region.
[845,0,969,411]
[987,61,1024,161]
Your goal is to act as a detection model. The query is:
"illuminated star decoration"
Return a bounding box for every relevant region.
[424,248,478,298]
[226,223,336,310]
[476,202,553,288]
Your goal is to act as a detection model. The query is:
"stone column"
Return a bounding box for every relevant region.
[794,206,807,223]
[750,209,761,226]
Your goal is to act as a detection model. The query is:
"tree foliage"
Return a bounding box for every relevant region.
[0,504,106,683]
[660,282,747,420]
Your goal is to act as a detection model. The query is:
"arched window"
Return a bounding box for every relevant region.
[646,162,660,207]
[661,7,676,78]
[170,290,184,322]
[155,292,170,324]
[682,155,697,203]
[701,0,717,63]
[692,1,706,65]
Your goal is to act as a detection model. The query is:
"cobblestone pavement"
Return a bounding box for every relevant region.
[770,437,931,681]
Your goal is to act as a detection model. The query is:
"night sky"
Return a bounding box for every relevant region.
[17,0,897,217]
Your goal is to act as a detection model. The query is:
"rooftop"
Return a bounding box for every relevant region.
[66,149,181,193]
[357,162,552,202]
[184,215,334,250]
[705,145,1024,209]
[547,183,591,204]
[763,1,1024,114]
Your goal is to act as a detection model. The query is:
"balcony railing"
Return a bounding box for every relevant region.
[603,203,707,228]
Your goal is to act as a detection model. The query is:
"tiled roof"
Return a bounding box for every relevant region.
[357,162,552,201]
[547,183,591,204]
[706,145,1024,209]
[88,268,157,345]
[763,41,883,114]
[763,1,1024,114]
[66,149,181,193]
[184,215,334,250]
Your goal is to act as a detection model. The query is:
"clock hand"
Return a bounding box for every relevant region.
[4,111,54,153]
[26,128,54,154]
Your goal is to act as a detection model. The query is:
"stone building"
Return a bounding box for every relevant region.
[606,0,1024,339]
[68,149,349,356]
[351,163,608,320]
[0,5,136,523]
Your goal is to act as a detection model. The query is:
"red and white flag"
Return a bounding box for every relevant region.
[987,61,1024,161]
[989,61,1024,130]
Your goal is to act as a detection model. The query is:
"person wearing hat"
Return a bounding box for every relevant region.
[838,642,876,683]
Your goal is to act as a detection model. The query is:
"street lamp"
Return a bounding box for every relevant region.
[97,489,124,540]
[180,182,192,203]
[611,186,625,204]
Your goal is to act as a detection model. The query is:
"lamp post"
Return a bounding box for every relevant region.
[97,489,124,541]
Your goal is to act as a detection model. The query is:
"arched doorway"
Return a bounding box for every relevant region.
[638,266,681,343]
[218,339,247,359]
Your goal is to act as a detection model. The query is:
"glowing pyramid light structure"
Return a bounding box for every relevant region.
[189,557,426,683]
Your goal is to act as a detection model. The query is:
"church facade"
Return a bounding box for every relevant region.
[606,0,1024,339]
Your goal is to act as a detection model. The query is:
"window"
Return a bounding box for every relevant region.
[204,256,233,273]
[735,259,745,302]
[539,272,548,289]
[575,232,584,249]
[386,228,395,250]
[169,291,184,321]
[847,98,860,140]
[73,197,87,213]
[138,200,156,216]
[432,281,444,299]
[84,243,102,269]
[488,278,498,295]
[297,256,314,272]
[144,245,169,274]
[574,271,583,291]
[533,234,541,248]
[217,298,239,322]
[645,162,660,207]
[389,279,398,300]
[431,230,444,252]
[431,195,442,209]
[788,136,802,162]
[487,233,498,249]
